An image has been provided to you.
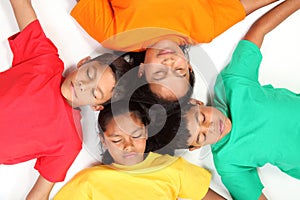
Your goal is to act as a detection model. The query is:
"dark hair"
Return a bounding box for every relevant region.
[145,107,191,155]
[86,53,133,105]
[129,70,194,116]
[88,53,132,81]
[117,47,195,112]
[98,100,150,164]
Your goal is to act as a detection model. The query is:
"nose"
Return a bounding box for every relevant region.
[123,138,134,152]
[161,56,175,67]
[201,121,213,134]
[77,80,93,92]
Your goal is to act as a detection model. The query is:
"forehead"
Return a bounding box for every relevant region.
[149,77,190,101]
[185,104,199,119]
[80,60,108,72]
[105,113,144,136]
[184,105,199,139]
[148,39,181,50]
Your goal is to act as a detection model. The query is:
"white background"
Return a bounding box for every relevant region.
[0,0,300,199]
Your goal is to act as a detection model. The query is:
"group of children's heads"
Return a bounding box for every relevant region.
[61,39,232,164]
[96,98,233,166]
[61,39,195,109]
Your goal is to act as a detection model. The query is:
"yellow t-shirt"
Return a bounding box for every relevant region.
[54,152,211,200]
[71,0,246,51]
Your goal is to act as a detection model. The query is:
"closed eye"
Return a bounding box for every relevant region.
[152,71,167,81]
[87,66,96,80]
[201,112,206,123]
[110,137,122,143]
[174,67,186,77]
[92,88,104,100]
[132,133,142,139]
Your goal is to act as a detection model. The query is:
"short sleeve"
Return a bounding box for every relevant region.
[8,20,59,67]
[54,170,92,200]
[178,158,211,199]
[219,168,264,200]
[70,0,114,43]
[34,148,81,182]
[221,40,262,82]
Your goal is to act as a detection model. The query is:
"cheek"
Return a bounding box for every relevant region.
[187,136,196,147]
[144,50,158,64]
[106,142,122,153]
[135,140,147,152]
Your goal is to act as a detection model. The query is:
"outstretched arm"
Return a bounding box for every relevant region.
[202,188,226,200]
[26,175,55,200]
[244,0,300,48]
[9,0,37,31]
[9,2,55,199]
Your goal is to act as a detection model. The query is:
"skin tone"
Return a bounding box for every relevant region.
[9,1,55,199]
[138,0,279,102]
[185,100,232,151]
[9,0,116,198]
[101,112,148,166]
[7,0,282,199]
[187,1,300,199]
[139,40,192,101]
[100,110,226,199]
[60,56,116,111]
[244,1,300,199]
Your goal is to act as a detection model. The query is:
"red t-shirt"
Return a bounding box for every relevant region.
[0,20,82,182]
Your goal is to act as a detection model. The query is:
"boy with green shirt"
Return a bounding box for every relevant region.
[183,0,300,199]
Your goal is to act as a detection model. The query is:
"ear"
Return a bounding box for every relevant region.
[188,63,193,72]
[77,56,91,68]
[189,98,204,106]
[99,134,107,148]
[91,104,104,111]
[138,63,145,78]
[145,129,148,140]
[189,146,201,151]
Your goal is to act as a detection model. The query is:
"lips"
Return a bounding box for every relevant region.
[157,49,175,56]
[123,152,137,159]
[219,120,224,135]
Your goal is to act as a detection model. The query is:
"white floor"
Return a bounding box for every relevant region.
[1,0,300,199]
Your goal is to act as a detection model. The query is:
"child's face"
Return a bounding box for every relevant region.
[102,112,147,166]
[185,101,232,151]
[140,40,192,101]
[61,61,115,110]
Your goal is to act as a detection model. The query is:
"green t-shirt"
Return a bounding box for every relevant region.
[212,40,300,200]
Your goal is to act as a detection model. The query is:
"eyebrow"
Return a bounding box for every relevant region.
[194,109,199,124]
[130,127,144,135]
[196,133,201,144]
[194,110,201,144]
[175,73,187,78]
[107,127,144,137]
[172,69,187,78]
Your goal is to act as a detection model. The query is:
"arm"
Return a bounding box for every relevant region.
[244,0,300,48]
[9,0,37,31]
[26,175,55,200]
[259,193,268,200]
[202,188,226,200]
